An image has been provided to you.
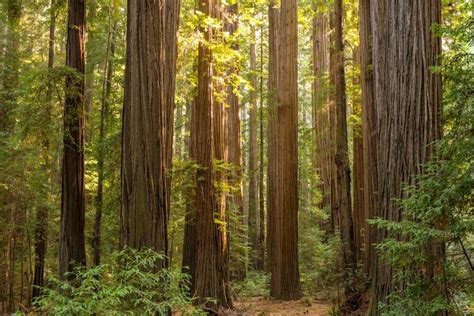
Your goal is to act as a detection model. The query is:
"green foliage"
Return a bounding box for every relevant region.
[34,248,204,315]
[168,159,201,268]
[371,3,474,314]
[232,271,270,298]
[299,230,344,299]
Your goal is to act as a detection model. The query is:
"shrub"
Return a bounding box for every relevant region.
[34,248,204,315]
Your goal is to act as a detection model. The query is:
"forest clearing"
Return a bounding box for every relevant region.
[0,0,473,315]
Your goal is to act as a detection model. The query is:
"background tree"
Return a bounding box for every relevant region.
[312,0,332,224]
[257,16,266,270]
[358,0,376,276]
[59,0,86,280]
[266,0,278,277]
[93,4,118,267]
[1,0,22,311]
[225,3,246,281]
[248,27,259,271]
[32,0,56,301]
[182,0,232,310]
[329,0,357,296]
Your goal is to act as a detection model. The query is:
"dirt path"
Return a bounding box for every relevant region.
[233,297,332,315]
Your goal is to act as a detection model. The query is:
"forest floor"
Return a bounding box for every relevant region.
[233,297,332,315]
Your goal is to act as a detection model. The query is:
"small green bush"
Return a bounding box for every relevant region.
[34,248,204,315]
[232,271,270,298]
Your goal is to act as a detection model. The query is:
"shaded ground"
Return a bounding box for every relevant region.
[234,297,332,315]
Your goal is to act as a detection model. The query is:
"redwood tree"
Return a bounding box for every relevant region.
[351,46,366,265]
[269,0,301,299]
[59,0,86,279]
[368,0,442,313]
[182,0,232,310]
[1,0,22,311]
[266,0,279,276]
[120,0,180,270]
[248,28,259,270]
[311,0,332,219]
[32,0,55,300]
[358,0,376,277]
[329,0,357,293]
[225,3,245,280]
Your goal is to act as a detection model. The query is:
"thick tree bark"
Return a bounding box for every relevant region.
[248,29,259,271]
[311,0,332,222]
[120,0,180,271]
[266,0,279,276]
[32,0,55,301]
[368,0,442,313]
[358,0,376,277]
[59,0,86,280]
[270,0,301,300]
[182,0,232,310]
[329,0,357,296]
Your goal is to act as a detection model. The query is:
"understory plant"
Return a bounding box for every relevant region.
[34,247,204,315]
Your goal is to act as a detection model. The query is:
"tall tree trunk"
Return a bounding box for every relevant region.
[0,18,8,312]
[257,21,265,270]
[330,0,357,296]
[225,3,245,281]
[59,0,86,280]
[1,0,20,132]
[368,1,442,313]
[1,0,21,311]
[352,46,366,266]
[248,29,259,271]
[270,0,301,300]
[84,0,97,143]
[358,0,376,278]
[312,0,332,224]
[182,0,232,310]
[352,127,365,264]
[120,0,180,270]
[213,5,230,304]
[93,15,116,267]
[266,0,279,276]
[32,0,55,301]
